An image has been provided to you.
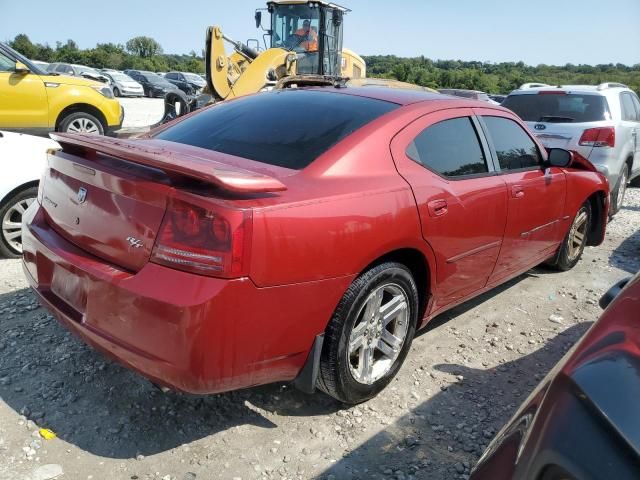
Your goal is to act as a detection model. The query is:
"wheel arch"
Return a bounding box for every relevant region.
[0,180,39,208]
[586,189,608,246]
[358,247,433,323]
[55,103,108,132]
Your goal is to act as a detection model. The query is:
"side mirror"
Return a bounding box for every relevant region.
[255,11,262,29]
[14,61,29,74]
[547,148,572,168]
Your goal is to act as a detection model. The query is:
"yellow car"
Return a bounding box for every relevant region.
[0,42,123,136]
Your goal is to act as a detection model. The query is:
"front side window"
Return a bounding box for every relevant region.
[0,51,14,72]
[482,116,541,171]
[406,117,489,178]
[620,93,639,122]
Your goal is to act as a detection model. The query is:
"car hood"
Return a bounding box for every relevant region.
[38,74,104,88]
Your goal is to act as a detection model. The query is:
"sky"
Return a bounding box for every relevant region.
[2,0,639,66]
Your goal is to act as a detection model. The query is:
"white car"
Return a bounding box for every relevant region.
[0,131,58,258]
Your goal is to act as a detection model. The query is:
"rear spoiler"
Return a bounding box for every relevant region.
[49,133,287,194]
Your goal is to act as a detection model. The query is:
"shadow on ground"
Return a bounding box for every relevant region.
[608,217,640,274]
[317,322,591,480]
[0,288,343,459]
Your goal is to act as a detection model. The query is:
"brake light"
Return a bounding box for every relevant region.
[538,91,566,95]
[579,127,615,147]
[151,197,252,278]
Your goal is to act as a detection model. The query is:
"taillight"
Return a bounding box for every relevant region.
[579,127,615,147]
[151,197,252,278]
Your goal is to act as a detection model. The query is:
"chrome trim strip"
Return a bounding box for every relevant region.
[521,219,559,238]
[446,240,502,264]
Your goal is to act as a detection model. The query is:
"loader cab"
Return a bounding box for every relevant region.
[265,1,346,76]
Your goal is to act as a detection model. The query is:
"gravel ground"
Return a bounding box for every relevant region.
[0,187,638,480]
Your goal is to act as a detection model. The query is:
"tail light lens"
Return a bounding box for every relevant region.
[151,197,252,278]
[579,127,615,147]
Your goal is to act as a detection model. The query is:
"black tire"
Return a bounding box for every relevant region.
[610,164,630,216]
[548,201,592,271]
[318,262,419,404]
[630,175,640,188]
[0,187,38,258]
[112,87,121,97]
[57,112,105,135]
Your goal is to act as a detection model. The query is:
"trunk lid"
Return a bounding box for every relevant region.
[41,133,287,272]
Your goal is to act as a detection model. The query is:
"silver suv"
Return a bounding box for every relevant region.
[502,83,640,215]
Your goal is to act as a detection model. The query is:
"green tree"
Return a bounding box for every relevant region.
[9,34,38,59]
[126,36,163,58]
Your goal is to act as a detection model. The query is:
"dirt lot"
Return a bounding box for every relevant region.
[1,187,638,480]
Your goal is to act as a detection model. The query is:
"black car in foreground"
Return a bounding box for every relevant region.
[164,71,206,96]
[124,70,179,98]
[471,273,640,480]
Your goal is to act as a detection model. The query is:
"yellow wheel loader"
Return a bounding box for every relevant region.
[205,0,366,102]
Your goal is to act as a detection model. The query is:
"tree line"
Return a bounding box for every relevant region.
[7,34,205,73]
[6,34,639,95]
[363,55,640,95]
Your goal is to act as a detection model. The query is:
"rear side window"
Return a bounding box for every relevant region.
[482,116,541,171]
[406,117,488,178]
[154,89,398,169]
[502,93,609,123]
[631,94,640,120]
[620,93,639,121]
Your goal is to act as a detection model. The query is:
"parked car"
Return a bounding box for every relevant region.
[31,60,50,70]
[502,83,640,215]
[471,272,640,480]
[164,71,207,96]
[124,70,179,97]
[22,87,608,404]
[0,43,123,136]
[0,131,58,257]
[100,70,144,97]
[438,89,500,105]
[46,62,110,83]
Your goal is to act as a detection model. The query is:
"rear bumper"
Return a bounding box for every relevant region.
[22,204,352,394]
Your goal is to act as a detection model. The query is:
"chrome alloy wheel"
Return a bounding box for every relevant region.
[347,283,409,385]
[66,117,100,134]
[617,168,628,211]
[567,209,589,262]
[2,197,35,253]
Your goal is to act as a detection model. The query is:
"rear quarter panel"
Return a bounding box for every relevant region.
[247,103,441,288]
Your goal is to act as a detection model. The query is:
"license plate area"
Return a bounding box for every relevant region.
[50,266,87,316]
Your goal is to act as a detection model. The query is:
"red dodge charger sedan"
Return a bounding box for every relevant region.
[22,87,609,404]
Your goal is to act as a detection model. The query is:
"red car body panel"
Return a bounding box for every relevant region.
[22,88,610,394]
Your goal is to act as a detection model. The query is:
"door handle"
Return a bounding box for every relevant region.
[511,185,525,198]
[427,199,448,217]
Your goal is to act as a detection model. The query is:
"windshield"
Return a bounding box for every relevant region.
[183,73,205,84]
[144,73,171,85]
[75,65,101,75]
[154,89,399,169]
[502,93,610,123]
[0,42,47,75]
[271,4,321,74]
[110,72,134,81]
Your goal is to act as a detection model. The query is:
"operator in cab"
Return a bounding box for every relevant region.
[294,19,318,52]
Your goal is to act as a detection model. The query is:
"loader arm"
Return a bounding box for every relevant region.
[205,25,296,101]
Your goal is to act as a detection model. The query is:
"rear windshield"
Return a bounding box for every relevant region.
[154,89,399,169]
[502,93,609,123]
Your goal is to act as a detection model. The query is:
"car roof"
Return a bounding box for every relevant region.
[304,85,502,110]
[306,85,443,106]
[510,84,631,95]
